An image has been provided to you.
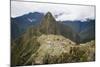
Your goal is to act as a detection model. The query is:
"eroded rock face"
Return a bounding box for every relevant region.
[24,34,95,65]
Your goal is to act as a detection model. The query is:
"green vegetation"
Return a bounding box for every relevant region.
[11,35,40,66]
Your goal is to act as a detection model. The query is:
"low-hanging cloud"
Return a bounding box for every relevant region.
[11,1,95,21]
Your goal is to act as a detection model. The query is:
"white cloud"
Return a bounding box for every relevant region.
[11,1,95,21]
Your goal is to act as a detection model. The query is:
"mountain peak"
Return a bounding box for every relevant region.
[40,12,56,24]
[44,12,54,20]
[46,12,52,16]
[39,12,60,34]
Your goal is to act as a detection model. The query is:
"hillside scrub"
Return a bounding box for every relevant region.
[11,34,95,66]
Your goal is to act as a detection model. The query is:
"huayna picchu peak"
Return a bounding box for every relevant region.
[39,12,60,35]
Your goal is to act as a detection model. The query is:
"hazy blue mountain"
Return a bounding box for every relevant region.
[62,19,95,43]
[62,19,95,33]
[11,12,44,39]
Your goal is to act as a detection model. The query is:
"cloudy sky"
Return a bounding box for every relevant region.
[11,1,95,21]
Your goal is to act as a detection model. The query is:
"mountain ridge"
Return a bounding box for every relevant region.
[11,12,95,43]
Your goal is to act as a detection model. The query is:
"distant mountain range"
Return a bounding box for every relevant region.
[61,20,95,43]
[11,12,95,43]
[11,12,44,39]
